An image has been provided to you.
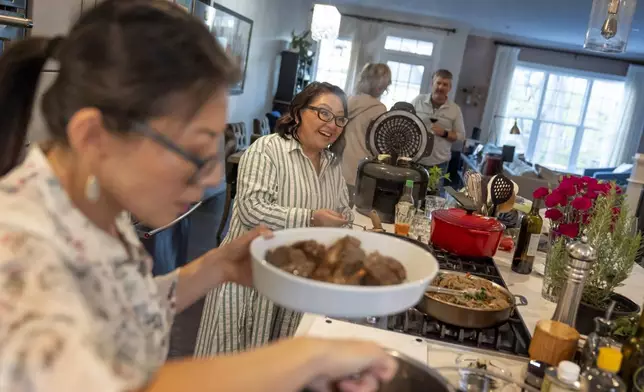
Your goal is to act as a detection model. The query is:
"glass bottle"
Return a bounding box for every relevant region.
[619,308,644,390]
[581,347,626,392]
[512,197,544,274]
[580,303,617,372]
[394,180,415,236]
[541,361,581,392]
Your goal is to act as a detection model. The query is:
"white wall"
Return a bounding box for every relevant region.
[214,0,311,128]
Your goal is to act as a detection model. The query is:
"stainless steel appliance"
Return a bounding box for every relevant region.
[354,103,434,224]
[0,0,32,56]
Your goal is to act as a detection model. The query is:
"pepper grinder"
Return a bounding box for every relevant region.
[551,235,597,327]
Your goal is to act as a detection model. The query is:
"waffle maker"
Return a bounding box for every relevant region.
[354,102,433,224]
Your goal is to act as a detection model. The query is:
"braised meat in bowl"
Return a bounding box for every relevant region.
[251,228,439,317]
[266,236,406,286]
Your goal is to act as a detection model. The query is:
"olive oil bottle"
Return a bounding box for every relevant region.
[512,198,543,274]
[619,308,644,390]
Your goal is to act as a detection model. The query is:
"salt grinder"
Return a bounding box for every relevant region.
[551,235,597,327]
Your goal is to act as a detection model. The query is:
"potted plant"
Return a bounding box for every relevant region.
[427,166,450,196]
[538,176,641,335]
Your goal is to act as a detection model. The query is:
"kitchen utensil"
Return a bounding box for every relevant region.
[470,172,483,211]
[529,320,580,366]
[302,348,455,392]
[444,186,478,211]
[552,235,597,327]
[430,207,505,258]
[417,271,528,328]
[250,228,440,317]
[369,209,386,232]
[425,285,481,297]
[488,174,514,216]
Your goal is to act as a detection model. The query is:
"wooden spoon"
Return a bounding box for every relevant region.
[368,210,386,233]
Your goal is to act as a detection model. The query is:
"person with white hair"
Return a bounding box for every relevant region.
[341,63,392,201]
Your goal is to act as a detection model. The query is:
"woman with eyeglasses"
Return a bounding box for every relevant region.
[0,1,396,391]
[195,82,353,356]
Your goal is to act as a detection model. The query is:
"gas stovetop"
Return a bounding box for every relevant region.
[356,241,532,359]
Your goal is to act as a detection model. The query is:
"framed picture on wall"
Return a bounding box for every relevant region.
[210,2,253,95]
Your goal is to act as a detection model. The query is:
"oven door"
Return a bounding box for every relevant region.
[0,0,32,56]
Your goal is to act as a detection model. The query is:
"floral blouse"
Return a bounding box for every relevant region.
[0,147,178,392]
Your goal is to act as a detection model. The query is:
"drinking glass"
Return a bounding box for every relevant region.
[424,195,446,220]
[409,212,431,243]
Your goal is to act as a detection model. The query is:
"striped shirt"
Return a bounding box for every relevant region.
[194,133,350,355]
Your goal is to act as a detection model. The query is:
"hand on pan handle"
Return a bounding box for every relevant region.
[301,338,398,392]
[312,209,348,227]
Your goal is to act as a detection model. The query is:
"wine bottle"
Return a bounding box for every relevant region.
[619,308,644,390]
[512,198,543,274]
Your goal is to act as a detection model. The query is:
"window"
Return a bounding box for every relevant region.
[381,61,425,109]
[499,64,625,173]
[384,36,434,57]
[314,39,352,89]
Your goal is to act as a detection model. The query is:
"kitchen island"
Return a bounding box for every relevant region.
[295,209,644,379]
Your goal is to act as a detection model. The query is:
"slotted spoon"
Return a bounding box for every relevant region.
[489,174,514,217]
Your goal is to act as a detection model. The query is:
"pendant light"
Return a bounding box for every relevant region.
[510,120,521,135]
[310,4,341,42]
[584,0,638,53]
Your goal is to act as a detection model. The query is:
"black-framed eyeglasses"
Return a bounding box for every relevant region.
[305,105,349,127]
[132,123,219,185]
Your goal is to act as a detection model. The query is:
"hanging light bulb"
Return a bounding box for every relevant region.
[310,4,341,42]
[584,0,638,53]
[510,120,521,135]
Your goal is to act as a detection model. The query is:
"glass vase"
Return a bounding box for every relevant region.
[541,231,570,302]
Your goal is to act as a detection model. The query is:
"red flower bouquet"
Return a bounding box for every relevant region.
[536,176,619,239]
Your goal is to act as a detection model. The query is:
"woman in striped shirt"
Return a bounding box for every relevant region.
[195,82,352,355]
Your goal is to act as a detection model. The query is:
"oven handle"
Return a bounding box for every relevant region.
[0,14,33,28]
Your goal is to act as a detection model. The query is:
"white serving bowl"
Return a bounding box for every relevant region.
[250,228,439,317]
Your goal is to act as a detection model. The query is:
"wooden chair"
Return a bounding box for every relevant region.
[251,116,271,144]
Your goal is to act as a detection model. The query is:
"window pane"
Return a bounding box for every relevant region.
[532,123,576,171]
[384,36,433,56]
[382,61,424,109]
[576,80,625,169]
[497,118,533,155]
[540,74,588,125]
[505,67,546,119]
[314,39,352,88]
[576,128,615,169]
[584,80,625,130]
[416,40,434,56]
[384,36,402,51]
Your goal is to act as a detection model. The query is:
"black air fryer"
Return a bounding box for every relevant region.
[354,102,434,224]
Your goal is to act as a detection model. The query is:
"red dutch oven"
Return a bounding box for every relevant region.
[430,208,505,258]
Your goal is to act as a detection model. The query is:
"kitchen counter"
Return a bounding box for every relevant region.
[297,208,644,340]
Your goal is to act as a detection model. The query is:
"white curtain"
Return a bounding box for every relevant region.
[611,65,644,166]
[480,45,521,143]
[339,17,387,94]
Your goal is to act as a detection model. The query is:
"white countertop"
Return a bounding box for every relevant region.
[296,207,644,345]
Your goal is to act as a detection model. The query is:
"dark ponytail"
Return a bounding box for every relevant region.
[0,38,53,176]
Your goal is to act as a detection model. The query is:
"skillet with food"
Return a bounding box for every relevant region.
[417,271,528,329]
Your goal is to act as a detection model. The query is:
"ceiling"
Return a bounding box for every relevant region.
[330,0,644,62]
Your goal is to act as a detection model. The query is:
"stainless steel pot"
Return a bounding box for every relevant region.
[417,271,528,329]
[302,349,455,392]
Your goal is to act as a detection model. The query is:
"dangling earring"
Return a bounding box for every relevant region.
[85,175,100,202]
